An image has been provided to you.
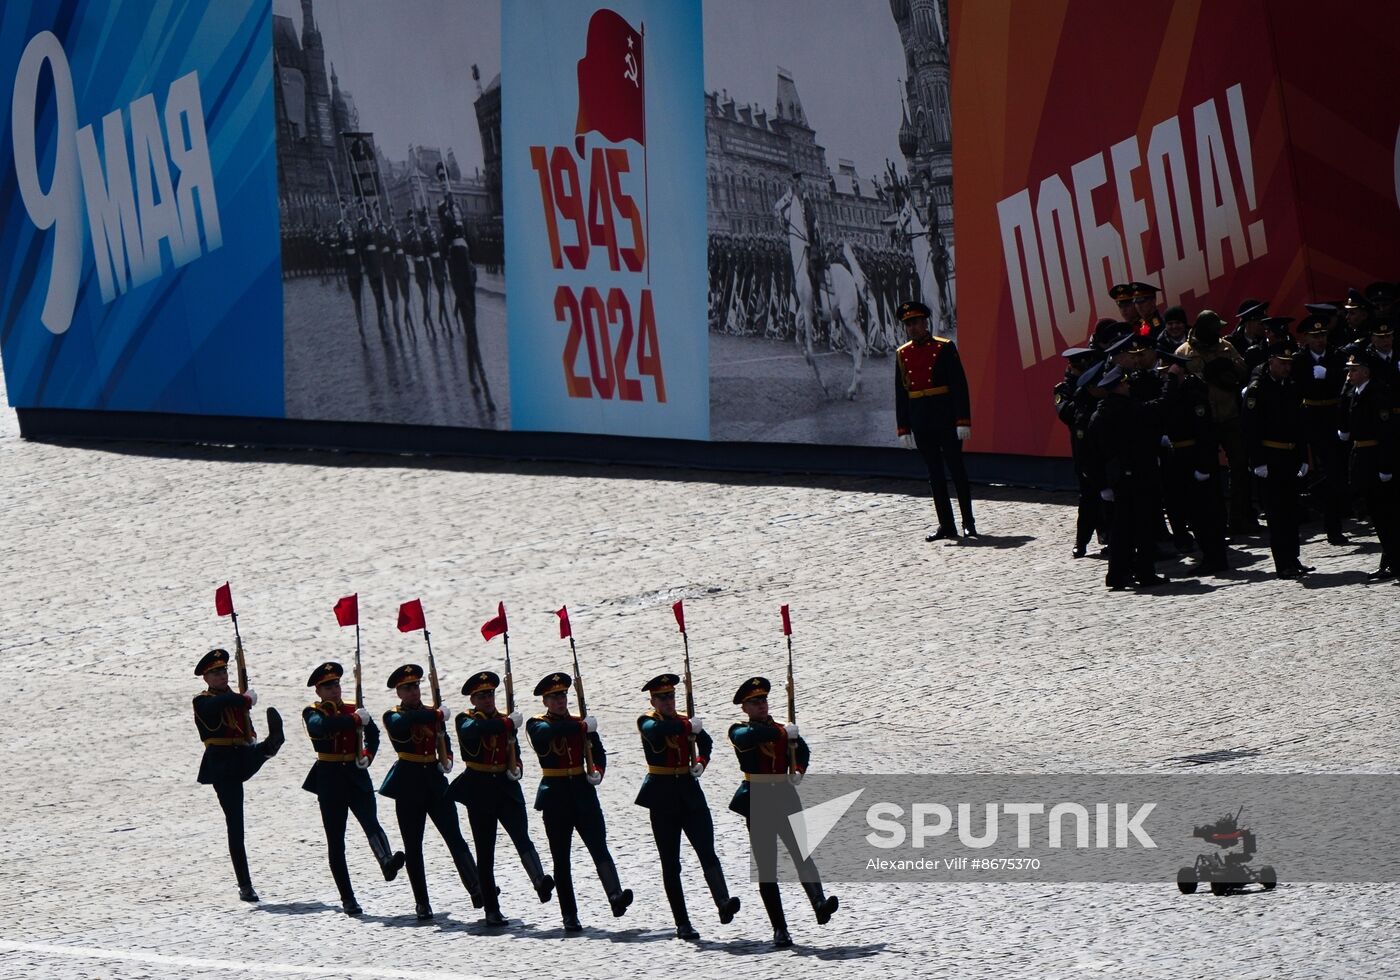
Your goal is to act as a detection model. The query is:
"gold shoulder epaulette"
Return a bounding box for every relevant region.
[934,335,951,344]
[897,340,913,352]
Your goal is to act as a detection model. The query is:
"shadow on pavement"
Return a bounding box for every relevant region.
[256,901,344,916]
[1301,570,1373,588]
[955,533,1034,550]
[709,937,887,959]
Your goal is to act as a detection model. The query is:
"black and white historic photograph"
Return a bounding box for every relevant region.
[275,0,508,429]
[704,0,955,446]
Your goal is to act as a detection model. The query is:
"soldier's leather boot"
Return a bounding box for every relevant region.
[675,919,700,941]
[759,882,789,946]
[341,894,362,916]
[369,830,406,882]
[597,858,632,917]
[415,903,434,921]
[522,850,554,902]
[238,884,259,903]
[704,864,740,923]
[262,708,285,757]
[801,880,839,925]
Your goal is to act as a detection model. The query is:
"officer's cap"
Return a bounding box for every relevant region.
[1371,320,1395,337]
[307,662,343,687]
[733,676,772,705]
[1130,281,1159,299]
[1097,365,1127,388]
[1262,316,1295,335]
[1344,348,1370,369]
[462,671,500,697]
[1109,283,1136,303]
[387,664,424,689]
[1059,346,1097,360]
[1344,288,1370,311]
[1235,300,1268,321]
[1075,360,1108,390]
[195,648,231,677]
[1365,282,1395,306]
[642,673,680,694]
[1266,340,1296,359]
[1156,351,1191,367]
[1299,315,1329,336]
[1305,302,1338,316]
[896,300,932,322]
[534,672,573,697]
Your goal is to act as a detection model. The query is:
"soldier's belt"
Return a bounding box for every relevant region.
[202,736,252,746]
[466,762,508,773]
[647,765,692,776]
[1261,440,1296,450]
[743,773,791,783]
[1170,439,1197,449]
[1354,439,1380,448]
[1303,398,1339,407]
[541,766,586,777]
[316,752,356,762]
[908,386,951,399]
[395,751,439,763]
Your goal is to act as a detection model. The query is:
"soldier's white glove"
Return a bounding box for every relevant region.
[506,767,522,782]
[439,757,454,774]
[1193,470,1210,482]
[436,704,452,721]
[354,708,372,726]
[688,717,704,734]
[507,711,523,729]
[1339,431,1351,441]
[784,723,799,740]
[689,762,705,778]
[1313,365,1327,379]
[1382,473,1394,483]
[1297,463,1310,479]
[899,433,916,450]
[1160,435,1172,448]
[244,688,258,707]
[586,769,604,786]
[956,425,972,441]
[788,772,804,786]
[1099,489,1115,502]
[1253,465,1269,478]
[583,715,598,733]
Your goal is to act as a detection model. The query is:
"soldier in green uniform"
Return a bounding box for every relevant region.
[378,664,486,921]
[192,648,284,903]
[728,677,838,949]
[450,670,555,927]
[525,672,632,932]
[636,673,741,941]
[301,662,406,915]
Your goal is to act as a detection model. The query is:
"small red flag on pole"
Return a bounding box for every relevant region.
[215,582,235,617]
[556,606,572,639]
[671,599,685,633]
[334,594,359,628]
[481,602,509,641]
[780,603,792,636]
[397,598,426,633]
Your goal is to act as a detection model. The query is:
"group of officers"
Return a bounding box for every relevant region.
[1052,279,1400,587]
[192,651,838,949]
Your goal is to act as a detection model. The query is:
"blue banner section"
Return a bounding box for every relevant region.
[503,0,707,439]
[0,0,282,416]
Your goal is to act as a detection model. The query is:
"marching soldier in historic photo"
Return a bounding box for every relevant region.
[192,648,284,903]
[378,664,486,920]
[635,673,740,941]
[728,676,838,949]
[301,661,406,915]
[450,670,555,926]
[525,672,632,932]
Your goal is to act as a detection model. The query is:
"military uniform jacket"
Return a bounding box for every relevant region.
[449,710,525,808]
[727,717,810,818]
[193,689,259,786]
[895,337,971,436]
[1086,393,1163,491]
[377,705,449,803]
[1340,381,1397,473]
[1362,347,1400,406]
[1242,372,1304,470]
[525,713,607,813]
[1292,347,1346,424]
[634,711,712,813]
[302,701,378,799]
[1159,374,1216,472]
[1226,328,1268,372]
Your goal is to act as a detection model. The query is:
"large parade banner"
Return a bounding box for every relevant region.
[950,0,1400,459]
[0,0,281,416]
[503,0,707,440]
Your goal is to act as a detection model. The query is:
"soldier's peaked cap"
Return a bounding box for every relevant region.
[1236,300,1268,320]
[1109,283,1135,302]
[642,673,680,694]
[534,672,573,697]
[896,300,932,322]
[387,664,424,689]
[462,671,500,696]
[1371,320,1395,337]
[307,662,343,687]
[1299,314,1329,335]
[1344,288,1369,310]
[1131,281,1159,298]
[733,676,772,705]
[195,648,230,676]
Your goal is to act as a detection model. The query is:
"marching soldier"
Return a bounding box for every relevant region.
[1227,300,1270,371]
[1157,352,1229,573]
[1294,316,1349,544]
[728,677,837,949]
[1109,283,1137,324]
[301,662,406,915]
[1054,347,1107,558]
[391,215,415,335]
[193,648,285,902]
[376,210,402,338]
[379,664,486,920]
[1241,342,1312,579]
[526,672,632,932]
[357,208,387,334]
[439,189,496,412]
[408,216,434,338]
[420,208,453,334]
[636,673,741,941]
[1339,351,1399,579]
[450,671,555,927]
[334,208,364,337]
[894,299,977,541]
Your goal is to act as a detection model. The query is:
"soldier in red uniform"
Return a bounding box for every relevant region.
[301,662,406,915]
[894,300,977,540]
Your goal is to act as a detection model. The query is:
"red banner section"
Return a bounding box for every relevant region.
[951,0,1398,458]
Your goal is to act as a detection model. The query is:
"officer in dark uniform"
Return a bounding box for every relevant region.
[1158,351,1229,573]
[335,209,364,337]
[1343,288,1374,344]
[408,216,433,338]
[439,189,495,412]
[376,209,402,338]
[1362,320,1399,396]
[391,214,414,335]
[450,670,554,927]
[728,676,837,949]
[1339,351,1399,578]
[420,208,452,334]
[894,300,977,541]
[1109,283,1137,325]
[525,672,632,932]
[1241,341,1311,578]
[378,664,485,921]
[1227,300,1270,372]
[1054,347,1107,557]
[356,208,387,334]
[1131,281,1163,335]
[635,673,740,941]
[1293,315,1349,544]
[301,661,406,915]
[193,648,285,902]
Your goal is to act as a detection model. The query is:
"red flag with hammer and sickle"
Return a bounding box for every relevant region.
[574,9,644,155]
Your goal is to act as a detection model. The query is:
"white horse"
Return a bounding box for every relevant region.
[895,198,952,340]
[841,242,889,354]
[773,188,866,399]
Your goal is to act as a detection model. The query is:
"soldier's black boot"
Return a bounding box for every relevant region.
[456,854,487,908]
[261,708,285,757]
[238,884,259,903]
[597,859,633,918]
[522,849,555,903]
[802,880,839,925]
[662,877,697,939]
[557,884,582,933]
[341,893,362,916]
[482,895,508,927]
[704,864,740,924]
[369,829,406,882]
[415,903,434,921]
[760,883,790,947]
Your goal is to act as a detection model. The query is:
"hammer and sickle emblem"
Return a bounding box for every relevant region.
[624,51,639,87]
